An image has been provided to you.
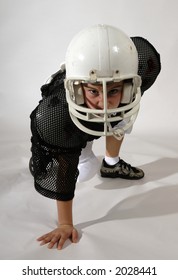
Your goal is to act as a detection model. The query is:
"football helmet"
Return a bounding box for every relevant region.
[65,24,141,139]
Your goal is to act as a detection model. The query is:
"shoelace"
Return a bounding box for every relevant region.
[119,159,132,171]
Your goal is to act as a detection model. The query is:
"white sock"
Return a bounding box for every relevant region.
[104,156,119,166]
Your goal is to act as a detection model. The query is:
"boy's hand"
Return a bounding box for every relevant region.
[37,225,78,250]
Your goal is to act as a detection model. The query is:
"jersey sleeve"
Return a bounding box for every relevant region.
[30,135,81,200]
[131,36,161,95]
[30,71,88,201]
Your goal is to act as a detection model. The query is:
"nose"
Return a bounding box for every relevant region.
[97,92,109,109]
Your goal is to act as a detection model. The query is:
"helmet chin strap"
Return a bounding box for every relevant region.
[113,129,125,140]
[108,122,125,140]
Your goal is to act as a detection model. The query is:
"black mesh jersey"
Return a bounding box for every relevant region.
[30,71,99,201]
[30,36,161,201]
[131,37,161,95]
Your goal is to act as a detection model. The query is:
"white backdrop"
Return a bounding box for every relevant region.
[0,0,178,140]
[0,0,178,261]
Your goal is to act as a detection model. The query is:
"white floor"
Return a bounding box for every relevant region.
[0,129,178,260]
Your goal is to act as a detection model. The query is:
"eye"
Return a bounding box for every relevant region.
[83,86,99,96]
[88,89,99,96]
[108,87,123,97]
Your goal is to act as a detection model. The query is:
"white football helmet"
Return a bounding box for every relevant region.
[65,24,141,139]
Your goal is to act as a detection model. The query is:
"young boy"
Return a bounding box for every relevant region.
[30,24,161,249]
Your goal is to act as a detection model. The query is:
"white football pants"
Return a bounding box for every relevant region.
[77,141,100,182]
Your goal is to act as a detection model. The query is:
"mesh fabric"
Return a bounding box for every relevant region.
[30,71,96,200]
[30,37,161,201]
[131,36,161,94]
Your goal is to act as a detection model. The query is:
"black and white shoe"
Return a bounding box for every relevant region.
[100,159,144,180]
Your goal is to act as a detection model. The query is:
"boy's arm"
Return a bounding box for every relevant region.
[57,200,73,225]
[37,199,78,250]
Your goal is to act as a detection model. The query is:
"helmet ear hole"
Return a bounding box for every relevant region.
[121,83,134,104]
[73,84,85,105]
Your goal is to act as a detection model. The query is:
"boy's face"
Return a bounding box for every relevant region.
[82,81,123,110]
